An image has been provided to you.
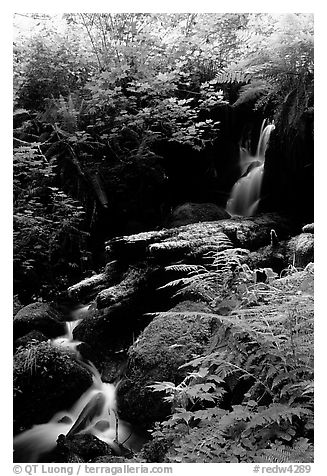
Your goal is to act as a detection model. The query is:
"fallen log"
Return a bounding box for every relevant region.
[106,213,296,263]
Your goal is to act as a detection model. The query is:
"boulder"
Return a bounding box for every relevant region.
[14,342,93,433]
[14,330,48,352]
[286,233,314,268]
[54,434,113,462]
[14,303,66,340]
[117,300,216,429]
[166,202,230,228]
[73,301,151,356]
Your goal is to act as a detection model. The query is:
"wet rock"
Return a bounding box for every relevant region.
[14,303,66,340]
[54,434,113,462]
[100,353,128,383]
[117,300,215,429]
[14,342,93,433]
[73,301,149,355]
[166,202,230,228]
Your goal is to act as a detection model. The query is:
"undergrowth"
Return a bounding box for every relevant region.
[145,251,314,463]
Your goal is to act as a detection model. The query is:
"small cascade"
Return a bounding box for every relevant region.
[13,310,144,462]
[51,320,82,355]
[226,119,275,216]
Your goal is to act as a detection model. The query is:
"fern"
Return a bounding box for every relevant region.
[148,262,313,463]
[256,439,314,463]
[213,69,252,85]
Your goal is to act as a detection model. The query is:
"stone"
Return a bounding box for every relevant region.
[73,301,149,355]
[117,300,216,428]
[14,342,93,433]
[14,303,66,340]
[14,330,48,352]
[286,233,314,268]
[54,433,113,462]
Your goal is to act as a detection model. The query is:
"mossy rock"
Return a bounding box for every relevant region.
[53,434,113,462]
[14,330,48,352]
[167,202,230,228]
[286,233,314,268]
[73,301,143,355]
[14,342,93,433]
[14,303,66,340]
[117,300,215,428]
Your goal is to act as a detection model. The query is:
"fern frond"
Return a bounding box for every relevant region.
[257,439,314,463]
[164,264,206,273]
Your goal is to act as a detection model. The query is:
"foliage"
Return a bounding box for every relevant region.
[226,14,313,127]
[148,261,314,463]
[13,16,94,110]
[13,14,314,461]
[13,143,88,300]
[13,13,313,293]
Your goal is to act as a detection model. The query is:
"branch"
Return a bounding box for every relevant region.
[79,13,103,72]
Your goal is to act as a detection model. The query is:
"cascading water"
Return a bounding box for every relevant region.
[13,311,144,462]
[226,119,275,216]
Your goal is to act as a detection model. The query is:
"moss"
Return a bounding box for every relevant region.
[167,202,230,228]
[286,233,314,268]
[54,434,112,462]
[117,301,215,428]
[14,330,48,352]
[14,342,93,433]
[14,303,66,339]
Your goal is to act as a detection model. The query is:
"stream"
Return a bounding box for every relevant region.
[13,308,146,462]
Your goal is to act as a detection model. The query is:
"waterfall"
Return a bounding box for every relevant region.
[226,119,275,216]
[13,311,144,462]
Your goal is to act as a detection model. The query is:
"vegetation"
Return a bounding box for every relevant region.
[13,13,313,301]
[13,13,314,464]
[145,260,314,463]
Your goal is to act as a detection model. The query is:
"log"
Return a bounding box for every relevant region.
[68,261,124,302]
[105,213,296,263]
[96,263,159,309]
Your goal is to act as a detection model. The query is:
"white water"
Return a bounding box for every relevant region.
[14,310,143,462]
[226,119,275,216]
